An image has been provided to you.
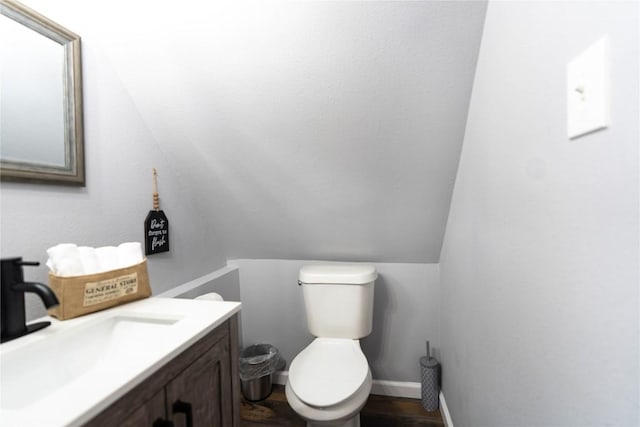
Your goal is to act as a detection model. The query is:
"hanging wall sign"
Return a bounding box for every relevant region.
[144,168,170,255]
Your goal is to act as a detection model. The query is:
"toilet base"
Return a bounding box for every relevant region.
[305,414,360,427]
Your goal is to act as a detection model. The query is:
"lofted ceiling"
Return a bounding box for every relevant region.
[38,0,488,263]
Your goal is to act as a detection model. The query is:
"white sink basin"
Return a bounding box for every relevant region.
[0,297,241,426]
[1,313,181,410]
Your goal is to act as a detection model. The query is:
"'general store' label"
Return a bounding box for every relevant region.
[83,273,139,306]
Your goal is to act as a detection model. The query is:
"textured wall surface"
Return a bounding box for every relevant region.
[439,1,639,426]
[4,0,485,315]
[16,0,485,264]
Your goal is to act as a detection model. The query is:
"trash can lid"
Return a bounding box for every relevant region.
[241,344,277,365]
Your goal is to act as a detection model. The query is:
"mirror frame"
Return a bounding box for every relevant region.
[0,0,84,186]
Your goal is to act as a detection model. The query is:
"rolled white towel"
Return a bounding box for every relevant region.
[117,242,144,268]
[47,242,145,276]
[78,246,100,275]
[46,243,78,258]
[95,246,119,273]
[194,292,224,302]
[46,243,83,276]
[55,258,85,277]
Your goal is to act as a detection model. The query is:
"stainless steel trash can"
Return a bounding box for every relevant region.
[240,344,280,401]
[241,373,273,401]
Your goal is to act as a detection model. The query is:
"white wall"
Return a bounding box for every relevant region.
[231,259,439,383]
[1,1,227,320]
[29,0,484,264]
[440,1,639,426]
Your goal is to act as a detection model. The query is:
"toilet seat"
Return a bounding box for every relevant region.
[288,338,369,408]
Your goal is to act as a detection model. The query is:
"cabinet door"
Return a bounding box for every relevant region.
[119,389,166,427]
[166,337,232,427]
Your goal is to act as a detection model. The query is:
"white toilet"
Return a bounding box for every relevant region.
[285,264,377,427]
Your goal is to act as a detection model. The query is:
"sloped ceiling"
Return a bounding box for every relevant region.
[43,0,487,263]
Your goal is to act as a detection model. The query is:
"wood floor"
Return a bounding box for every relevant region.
[240,385,444,427]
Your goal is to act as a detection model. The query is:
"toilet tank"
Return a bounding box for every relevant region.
[298,264,377,339]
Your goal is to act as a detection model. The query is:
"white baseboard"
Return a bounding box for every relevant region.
[273,371,420,399]
[273,370,289,386]
[370,379,421,399]
[439,391,454,427]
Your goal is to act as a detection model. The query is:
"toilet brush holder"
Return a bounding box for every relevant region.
[420,341,440,411]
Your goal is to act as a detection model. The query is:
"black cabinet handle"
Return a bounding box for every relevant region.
[172,400,193,427]
[152,418,174,427]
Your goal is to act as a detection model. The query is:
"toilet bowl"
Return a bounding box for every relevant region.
[286,338,372,427]
[285,264,377,427]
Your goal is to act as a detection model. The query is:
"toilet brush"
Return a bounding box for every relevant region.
[420,340,440,411]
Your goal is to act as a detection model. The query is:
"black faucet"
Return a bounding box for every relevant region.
[1,257,60,343]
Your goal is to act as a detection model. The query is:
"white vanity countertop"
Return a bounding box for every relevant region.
[0,297,241,427]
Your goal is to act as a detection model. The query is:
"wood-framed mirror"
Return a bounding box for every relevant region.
[0,0,84,186]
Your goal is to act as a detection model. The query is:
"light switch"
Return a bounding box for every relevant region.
[566,37,610,139]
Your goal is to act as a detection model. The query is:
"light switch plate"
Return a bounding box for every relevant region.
[566,37,610,139]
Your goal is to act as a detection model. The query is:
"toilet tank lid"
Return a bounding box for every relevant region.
[299,264,377,284]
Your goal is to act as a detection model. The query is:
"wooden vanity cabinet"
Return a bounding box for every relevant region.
[86,315,240,427]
